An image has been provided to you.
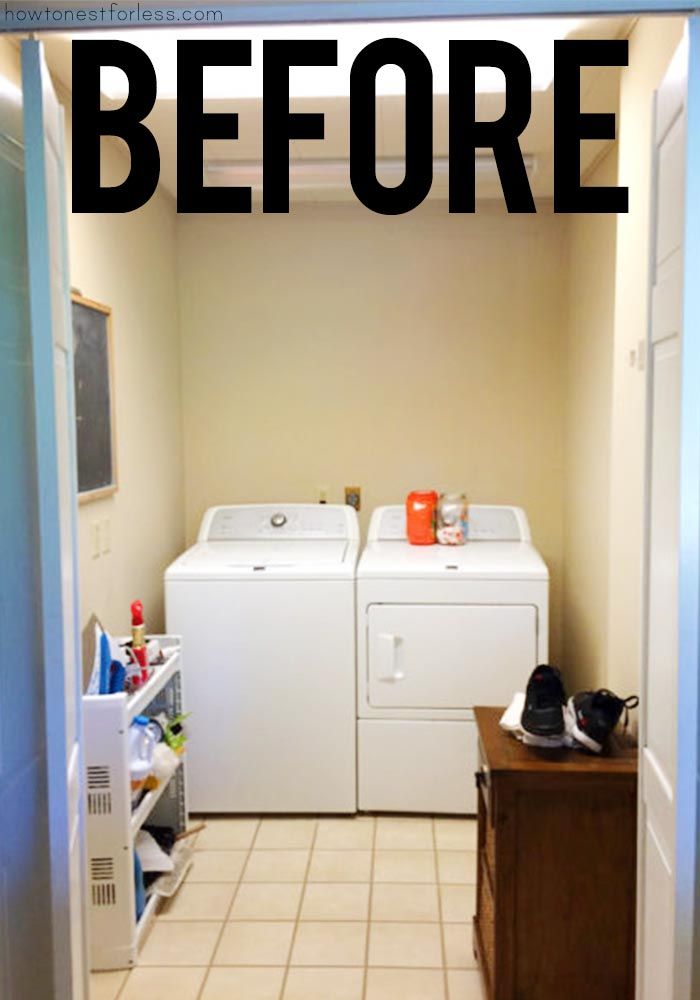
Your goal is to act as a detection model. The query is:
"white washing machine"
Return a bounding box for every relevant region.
[165,503,359,813]
[357,504,548,814]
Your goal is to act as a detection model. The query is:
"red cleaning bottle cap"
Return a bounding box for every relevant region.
[131,600,144,626]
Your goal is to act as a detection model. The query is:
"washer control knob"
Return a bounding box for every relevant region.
[271,512,287,528]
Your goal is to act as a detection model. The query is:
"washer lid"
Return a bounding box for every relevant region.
[165,539,356,580]
[357,539,548,581]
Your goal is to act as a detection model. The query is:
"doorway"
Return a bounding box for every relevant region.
[1,3,700,996]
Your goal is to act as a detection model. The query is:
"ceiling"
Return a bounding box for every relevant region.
[42,15,632,203]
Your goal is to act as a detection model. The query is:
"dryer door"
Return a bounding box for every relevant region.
[367,604,537,709]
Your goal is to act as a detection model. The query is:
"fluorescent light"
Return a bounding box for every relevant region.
[0,74,22,103]
[84,18,583,101]
[203,154,538,192]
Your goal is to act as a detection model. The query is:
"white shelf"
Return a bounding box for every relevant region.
[130,756,184,838]
[84,634,188,971]
[134,891,160,953]
[127,647,181,721]
[148,837,195,900]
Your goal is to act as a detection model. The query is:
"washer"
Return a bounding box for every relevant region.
[356,504,548,815]
[165,503,359,813]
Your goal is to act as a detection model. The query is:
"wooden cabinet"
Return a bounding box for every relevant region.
[473,707,638,1000]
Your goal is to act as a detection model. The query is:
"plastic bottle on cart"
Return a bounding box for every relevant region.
[129,715,157,787]
[406,490,438,545]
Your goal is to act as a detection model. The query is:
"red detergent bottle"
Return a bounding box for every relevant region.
[406,490,438,545]
[131,599,149,684]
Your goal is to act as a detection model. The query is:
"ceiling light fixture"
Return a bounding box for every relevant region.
[203,154,537,192]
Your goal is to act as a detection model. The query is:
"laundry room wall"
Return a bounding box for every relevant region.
[176,204,568,661]
[562,146,618,694]
[62,104,186,640]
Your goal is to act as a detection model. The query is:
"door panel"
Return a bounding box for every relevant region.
[21,40,87,999]
[639,30,688,1000]
[656,114,685,266]
[367,604,537,709]
[641,815,674,999]
[646,333,680,788]
[0,71,58,1000]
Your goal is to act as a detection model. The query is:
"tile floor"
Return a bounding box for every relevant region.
[90,815,486,1000]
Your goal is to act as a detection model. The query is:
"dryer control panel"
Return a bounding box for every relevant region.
[368,504,531,543]
[199,503,359,542]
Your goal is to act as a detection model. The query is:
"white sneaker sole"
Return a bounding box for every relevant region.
[564,698,603,753]
[521,731,567,748]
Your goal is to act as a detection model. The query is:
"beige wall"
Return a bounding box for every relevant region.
[562,148,618,693]
[1,33,184,641]
[607,15,684,697]
[177,204,567,660]
[561,15,684,700]
[63,110,185,638]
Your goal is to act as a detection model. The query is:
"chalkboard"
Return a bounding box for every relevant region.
[72,295,117,501]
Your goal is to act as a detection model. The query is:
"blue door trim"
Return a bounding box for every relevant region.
[20,39,72,999]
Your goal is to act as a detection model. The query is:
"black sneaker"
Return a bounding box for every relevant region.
[565,690,640,753]
[520,665,566,740]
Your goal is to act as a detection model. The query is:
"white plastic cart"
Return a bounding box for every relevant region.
[83,635,192,970]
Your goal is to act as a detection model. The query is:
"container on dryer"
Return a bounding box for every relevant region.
[436,493,469,545]
[406,490,438,545]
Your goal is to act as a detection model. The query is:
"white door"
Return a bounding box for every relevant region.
[20,40,88,1000]
[367,604,537,708]
[639,21,700,1000]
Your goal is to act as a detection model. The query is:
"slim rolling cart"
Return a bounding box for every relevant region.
[83,635,192,970]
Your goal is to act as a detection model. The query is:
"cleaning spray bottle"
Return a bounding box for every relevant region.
[131,599,149,685]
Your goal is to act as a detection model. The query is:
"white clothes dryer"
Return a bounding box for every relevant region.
[356,504,548,814]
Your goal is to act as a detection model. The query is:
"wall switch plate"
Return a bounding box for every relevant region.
[345,486,361,511]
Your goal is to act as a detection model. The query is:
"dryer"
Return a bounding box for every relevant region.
[165,504,359,813]
[356,504,548,814]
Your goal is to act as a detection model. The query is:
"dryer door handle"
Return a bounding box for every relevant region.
[376,633,404,682]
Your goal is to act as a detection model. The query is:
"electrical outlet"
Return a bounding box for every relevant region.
[90,521,100,559]
[100,518,111,554]
[345,486,361,511]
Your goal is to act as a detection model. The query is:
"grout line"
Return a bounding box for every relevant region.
[277,817,319,1000]
[194,816,261,1000]
[107,815,476,1000]
[111,968,131,1000]
[360,815,377,1000]
[434,816,451,1000]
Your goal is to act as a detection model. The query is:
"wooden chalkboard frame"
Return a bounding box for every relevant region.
[71,293,118,503]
